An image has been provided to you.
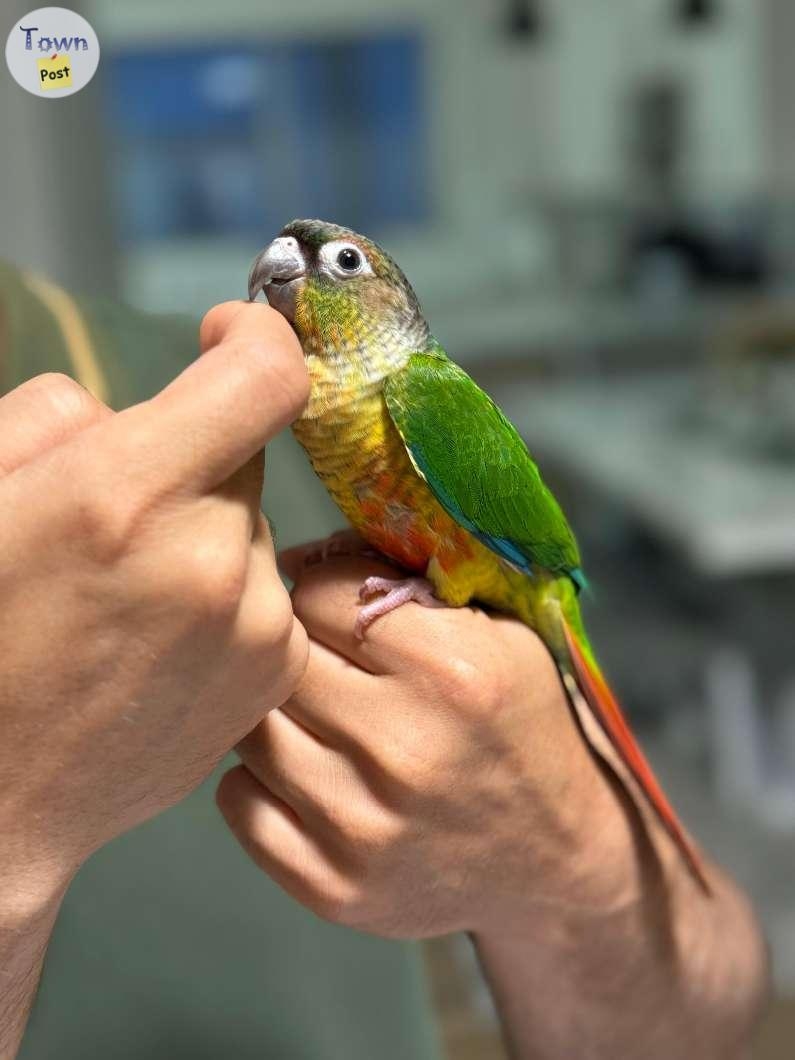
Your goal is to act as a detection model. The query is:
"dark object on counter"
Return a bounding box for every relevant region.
[505,0,544,40]
[632,217,769,292]
[677,0,720,27]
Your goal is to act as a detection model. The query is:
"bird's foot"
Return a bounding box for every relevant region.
[304,529,381,568]
[355,576,444,639]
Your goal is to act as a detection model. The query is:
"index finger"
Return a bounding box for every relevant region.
[0,373,111,477]
[289,555,490,676]
[120,301,309,494]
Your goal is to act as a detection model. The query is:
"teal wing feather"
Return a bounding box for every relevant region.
[383,347,584,586]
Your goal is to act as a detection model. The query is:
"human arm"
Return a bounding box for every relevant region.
[0,302,309,1059]
[473,835,767,1058]
[218,548,769,1060]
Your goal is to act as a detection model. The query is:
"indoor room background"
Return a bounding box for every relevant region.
[2,1,794,1057]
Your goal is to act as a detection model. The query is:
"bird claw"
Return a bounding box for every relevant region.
[355,576,444,639]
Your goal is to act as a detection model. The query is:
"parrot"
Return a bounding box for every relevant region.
[248,218,709,892]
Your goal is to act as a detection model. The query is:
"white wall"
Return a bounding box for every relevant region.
[0,0,118,292]
[762,0,795,193]
[76,0,776,348]
[623,0,765,204]
[520,0,765,202]
[88,0,768,206]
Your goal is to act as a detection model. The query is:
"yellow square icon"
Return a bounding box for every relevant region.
[37,54,73,91]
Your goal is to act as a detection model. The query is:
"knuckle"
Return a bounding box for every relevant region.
[308,875,365,927]
[355,810,405,859]
[469,668,508,717]
[288,575,318,624]
[244,601,306,712]
[274,617,309,697]
[215,766,247,821]
[306,889,343,924]
[245,584,297,662]
[393,758,461,817]
[190,546,249,618]
[30,372,94,422]
[288,615,310,672]
[71,487,143,564]
[378,737,434,800]
[265,584,297,644]
[435,652,496,713]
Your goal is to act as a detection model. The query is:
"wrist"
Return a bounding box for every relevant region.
[474,751,644,938]
[472,795,769,1060]
[0,818,79,927]
[0,844,71,1060]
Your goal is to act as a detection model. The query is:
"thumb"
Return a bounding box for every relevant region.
[135,301,309,496]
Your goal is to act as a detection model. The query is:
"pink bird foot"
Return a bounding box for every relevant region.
[355,576,445,639]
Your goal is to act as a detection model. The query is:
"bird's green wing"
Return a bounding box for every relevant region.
[383,348,584,585]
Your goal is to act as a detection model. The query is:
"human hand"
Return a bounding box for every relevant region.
[0,302,309,896]
[216,546,639,939]
[217,544,768,1059]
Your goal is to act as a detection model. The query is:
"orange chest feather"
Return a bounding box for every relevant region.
[292,385,474,574]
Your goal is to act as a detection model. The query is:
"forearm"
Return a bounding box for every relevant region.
[0,869,68,1060]
[474,844,769,1060]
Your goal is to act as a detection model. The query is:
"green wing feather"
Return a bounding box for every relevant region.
[383,348,583,583]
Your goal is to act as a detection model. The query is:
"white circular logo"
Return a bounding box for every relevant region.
[5,7,99,98]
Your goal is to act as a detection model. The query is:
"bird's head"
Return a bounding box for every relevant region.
[248,219,429,363]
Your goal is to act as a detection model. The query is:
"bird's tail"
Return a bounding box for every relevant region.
[540,579,711,893]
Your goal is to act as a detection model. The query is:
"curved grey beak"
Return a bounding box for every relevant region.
[248,236,306,322]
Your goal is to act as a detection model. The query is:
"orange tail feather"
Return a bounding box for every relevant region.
[561,618,711,894]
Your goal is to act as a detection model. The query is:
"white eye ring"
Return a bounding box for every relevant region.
[319,240,373,279]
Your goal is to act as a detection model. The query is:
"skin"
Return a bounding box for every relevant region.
[0,302,310,1060]
[250,220,705,885]
[0,297,768,1058]
[219,544,770,1060]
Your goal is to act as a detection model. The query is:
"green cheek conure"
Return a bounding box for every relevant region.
[249,218,709,891]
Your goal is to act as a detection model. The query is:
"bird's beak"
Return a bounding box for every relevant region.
[248,236,307,322]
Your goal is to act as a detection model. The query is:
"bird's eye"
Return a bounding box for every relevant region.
[336,247,362,273]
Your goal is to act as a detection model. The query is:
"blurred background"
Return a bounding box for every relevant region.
[3,0,795,1056]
